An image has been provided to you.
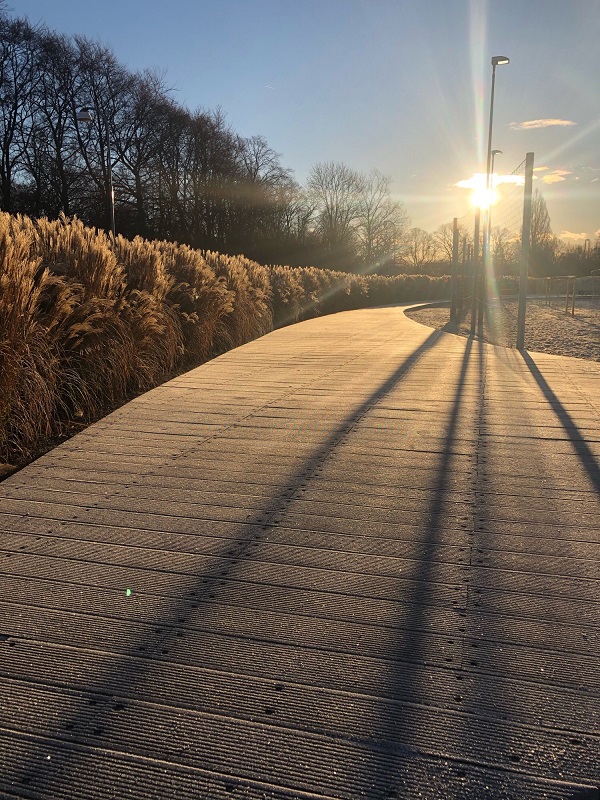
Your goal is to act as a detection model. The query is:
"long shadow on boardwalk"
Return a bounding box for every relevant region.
[3,329,451,795]
[358,335,477,798]
[451,343,599,799]
[521,351,600,492]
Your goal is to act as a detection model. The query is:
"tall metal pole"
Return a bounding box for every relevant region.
[486,149,501,271]
[481,57,509,331]
[479,62,497,330]
[450,217,459,325]
[517,152,534,350]
[461,234,467,314]
[471,209,481,337]
[485,66,497,204]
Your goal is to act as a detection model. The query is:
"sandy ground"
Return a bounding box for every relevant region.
[406,297,600,362]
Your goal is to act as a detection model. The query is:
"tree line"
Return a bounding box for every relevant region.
[2,9,597,276]
[0,11,414,272]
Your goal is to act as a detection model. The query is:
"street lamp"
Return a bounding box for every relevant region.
[481,56,509,325]
[76,106,116,237]
[485,57,509,221]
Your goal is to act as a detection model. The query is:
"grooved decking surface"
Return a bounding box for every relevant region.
[0,305,598,800]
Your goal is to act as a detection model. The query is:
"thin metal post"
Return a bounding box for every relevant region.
[477,264,485,333]
[104,112,116,237]
[485,66,497,200]
[471,209,481,337]
[517,152,534,350]
[460,235,467,312]
[457,236,468,315]
[480,64,497,335]
[450,217,459,325]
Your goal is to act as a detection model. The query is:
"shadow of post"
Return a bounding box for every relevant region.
[520,351,600,492]
[454,341,600,797]
[354,335,476,797]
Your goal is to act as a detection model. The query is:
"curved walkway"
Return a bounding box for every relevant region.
[0,306,598,799]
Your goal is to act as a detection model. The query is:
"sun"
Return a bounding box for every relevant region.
[470,186,498,209]
[456,172,501,209]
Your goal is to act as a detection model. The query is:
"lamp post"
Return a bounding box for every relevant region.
[76,106,116,237]
[487,148,502,262]
[480,55,509,327]
[485,57,509,201]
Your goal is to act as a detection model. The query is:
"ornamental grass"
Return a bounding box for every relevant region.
[1,211,449,467]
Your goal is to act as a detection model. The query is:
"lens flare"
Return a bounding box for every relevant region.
[471,186,498,209]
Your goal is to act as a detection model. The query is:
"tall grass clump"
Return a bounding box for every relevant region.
[266,265,304,327]
[154,241,234,364]
[0,220,61,462]
[203,251,272,349]
[32,217,145,409]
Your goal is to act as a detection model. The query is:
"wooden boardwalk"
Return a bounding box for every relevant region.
[0,306,598,800]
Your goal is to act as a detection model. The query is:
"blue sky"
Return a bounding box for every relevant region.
[11,0,600,242]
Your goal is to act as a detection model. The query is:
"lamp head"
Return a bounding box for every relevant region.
[76,107,94,123]
[491,149,502,157]
[491,56,510,66]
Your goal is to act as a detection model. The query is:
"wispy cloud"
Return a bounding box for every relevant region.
[541,169,573,184]
[560,230,588,241]
[533,166,549,172]
[542,175,566,184]
[455,172,525,190]
[509,118,577,131]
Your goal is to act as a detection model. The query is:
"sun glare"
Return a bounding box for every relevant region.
[456,171,525,210]
[471,186,498,209]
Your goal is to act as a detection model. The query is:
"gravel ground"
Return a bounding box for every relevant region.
[406,298,600,362]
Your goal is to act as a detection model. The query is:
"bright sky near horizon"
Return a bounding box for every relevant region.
[11,0,600,243]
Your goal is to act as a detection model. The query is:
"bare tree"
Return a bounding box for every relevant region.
[0,15,37,212]
[401,227,436,271]
[356,169,408,271]
[491,226,519,274]
[432,222,455,263]
[109,69,171,237]
[72,36,133,231]
[530,189,559,275]
[227,134,295,255]
[23,31,79,217]
[237,135,291,186]
[307,161,365,267]
[432,221,474,265]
